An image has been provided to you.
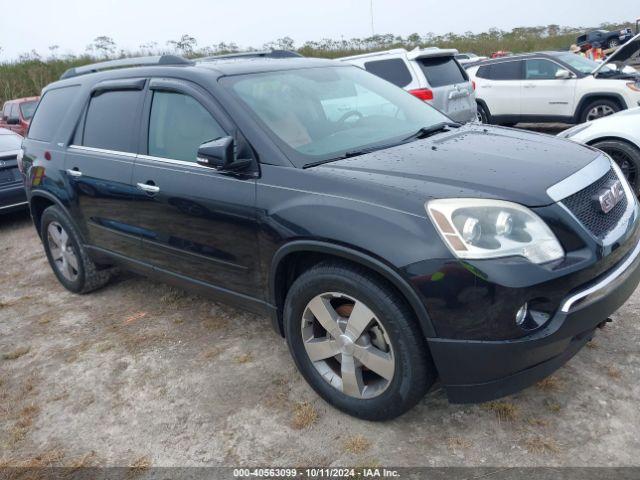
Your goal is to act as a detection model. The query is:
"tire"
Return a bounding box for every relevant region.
[607,38,620,49]
[476,103,490,124]
[592,139,640,196]
[40,205,113,294]
[580,98,621,123]
[283,261,436,420]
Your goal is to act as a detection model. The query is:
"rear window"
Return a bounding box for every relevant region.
[417,57,467,88]
[363,59,413,88]
[28,86,79,142]
[82,90,142,153]
[488,61,523,80]
[19,101,38,120]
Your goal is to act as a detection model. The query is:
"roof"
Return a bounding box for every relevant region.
[0,127,21,135]
[338,46,458,62]
[3,96,39,104]
[463,51,569,68]
[195,56,339,76]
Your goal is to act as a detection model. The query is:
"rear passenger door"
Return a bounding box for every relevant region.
[131,78,260,298]
[64,79,145,258]
[474,60,523,117]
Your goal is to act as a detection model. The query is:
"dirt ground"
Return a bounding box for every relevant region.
[1,206,640,470]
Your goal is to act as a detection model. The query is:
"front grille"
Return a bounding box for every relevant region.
[0,167,20,186]
[561,168,627,239]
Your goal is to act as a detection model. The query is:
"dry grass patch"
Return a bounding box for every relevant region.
[448,436,472,450]
[2,346,30,360]
[291,401,318,429]
[544,399,562,413]
[128,455,151,472]
[482,400,519,422]
[606,366,622,379]
[526,417,550,427]
[586,340,599,349]
[536,376,562,391]
[67,451,99,469]
[235,353,253,364]
[344,435,371,455]
[160,288,187,306]
[524,435,561,454]
[11,404,40,443]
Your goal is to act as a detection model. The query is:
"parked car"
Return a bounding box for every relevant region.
[490,51,513,59]
[467,34,640,125]
[0,128,27,213]
[455,53,488,65]
[338,47,477,123]
[559,107,640,195]
[577,28,634,50]
[20,54,640,420]
[0,97,39,137]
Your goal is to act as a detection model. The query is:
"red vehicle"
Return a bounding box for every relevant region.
[490,50,513,59]
[0,96,39,137]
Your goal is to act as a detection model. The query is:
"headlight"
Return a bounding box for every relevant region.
[557,123,591,138]
[426,198,564,264]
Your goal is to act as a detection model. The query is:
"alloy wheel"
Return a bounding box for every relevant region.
[301,292,395,399]
[586,105,615,121]
[47,221,80,282]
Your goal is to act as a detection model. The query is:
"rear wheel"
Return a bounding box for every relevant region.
[283,262,436,420]
[41,205,114,293]
[580,99,620,123]
[476,103,490,124]
[607,38,620,49]
[592,139,640,195]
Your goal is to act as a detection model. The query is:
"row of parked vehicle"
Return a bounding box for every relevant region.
[4,37,640,420]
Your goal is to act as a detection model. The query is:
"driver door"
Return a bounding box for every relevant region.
[520,59,577,117]
[131,78,261,298]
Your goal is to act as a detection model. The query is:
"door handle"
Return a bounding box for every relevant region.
[523,84,536,89]
[66,168,82,177]
[137,182,160,194]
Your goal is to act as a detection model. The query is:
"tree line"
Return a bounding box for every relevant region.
[0,21,634,106]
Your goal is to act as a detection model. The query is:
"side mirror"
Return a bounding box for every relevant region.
[7,117,19,125]
[197,136,235,169]
[555,69,573,80]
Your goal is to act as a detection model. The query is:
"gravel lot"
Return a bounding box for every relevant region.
[1,124,639,469]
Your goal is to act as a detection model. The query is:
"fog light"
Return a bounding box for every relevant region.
[515,303,528,326]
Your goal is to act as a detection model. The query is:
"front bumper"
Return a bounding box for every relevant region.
[0,183,28,213]
[428,236,640,403]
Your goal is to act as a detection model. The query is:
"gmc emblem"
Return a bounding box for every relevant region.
[594,180,624,214]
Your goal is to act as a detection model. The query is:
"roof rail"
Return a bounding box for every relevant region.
[60,55,193,80]
[197,50,302,62]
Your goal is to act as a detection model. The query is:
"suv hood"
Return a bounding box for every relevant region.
[315,125,600,211]
[593,33,640,77]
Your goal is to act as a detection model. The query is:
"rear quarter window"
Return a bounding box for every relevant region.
[417,57,468,88]
[82,90,143,153]
[363,58,413,88]
[28,86,80,142]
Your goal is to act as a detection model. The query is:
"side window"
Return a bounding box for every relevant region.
[9,104,19,119]
[489,61,523,80]
[476,65,491,79]
[82,90,143,153]
[148,91,226,162]
[525,59,563,80]
[28,86,80,142]
[1,103,8,120]
[363,59,413,88]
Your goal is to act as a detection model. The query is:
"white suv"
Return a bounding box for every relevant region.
[466,34,640,126]
[338,47,477,123]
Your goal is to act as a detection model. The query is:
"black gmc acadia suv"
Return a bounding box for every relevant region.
[19,54,640,420]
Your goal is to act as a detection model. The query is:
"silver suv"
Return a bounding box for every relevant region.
[338,47,477,123]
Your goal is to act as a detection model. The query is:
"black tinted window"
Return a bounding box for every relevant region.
[28,86,80,142]
[525,59,563,80]
[148,91,225,162]
[476,65,491,79]
[489,61,523,80]
[418,57,467,88]
[364,59,412,88]
[83,90,142,152]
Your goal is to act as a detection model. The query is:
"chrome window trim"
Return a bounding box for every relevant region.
[546,155,611,202]
[136,154,208,169]
[68,145,137,158]
[560,236,640,313]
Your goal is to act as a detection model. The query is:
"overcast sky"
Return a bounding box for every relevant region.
[0,0,637,60]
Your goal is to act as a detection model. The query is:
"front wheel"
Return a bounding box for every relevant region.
[283,262,436,420]
[607,38,620,49]
[592,139,640,196]
[580,99,620,123]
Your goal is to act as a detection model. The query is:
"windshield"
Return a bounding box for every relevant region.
[0,133,21,152]
[223,65,449,166]
[19,101,38,120]
[555,53,613,74]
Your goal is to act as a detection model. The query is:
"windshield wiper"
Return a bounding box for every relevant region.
[403,122,461,141]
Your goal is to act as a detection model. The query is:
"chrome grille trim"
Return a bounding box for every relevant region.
[546,155,611,202]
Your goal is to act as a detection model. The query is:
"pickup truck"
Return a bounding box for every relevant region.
[577,28,634,49]
[0,97,39,137]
